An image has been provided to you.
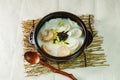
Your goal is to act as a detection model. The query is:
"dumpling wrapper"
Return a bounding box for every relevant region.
[57,45,71,57]
[67,28,82,38]
[66,37,81,53]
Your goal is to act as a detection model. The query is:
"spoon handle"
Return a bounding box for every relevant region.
[39,61,77,80]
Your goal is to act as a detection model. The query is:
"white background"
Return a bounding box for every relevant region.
[0,0,120,80]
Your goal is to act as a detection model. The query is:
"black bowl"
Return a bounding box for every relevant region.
[30,11,93,62]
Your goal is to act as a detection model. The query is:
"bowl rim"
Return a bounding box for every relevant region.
[34,11,88,62]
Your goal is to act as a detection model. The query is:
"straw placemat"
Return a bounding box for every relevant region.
[22,14,108,76]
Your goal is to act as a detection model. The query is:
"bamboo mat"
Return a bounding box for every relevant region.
[22,15,108,76]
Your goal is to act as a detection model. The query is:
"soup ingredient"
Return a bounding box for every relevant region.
[68,28,82,38]
[52,30,69,45]
[42,44,51,54]
[58,21,70,32]
[57,31,68,41]
[40,29,54,42]
[57,45,71,57]
[68,18,79,28]
[66,38,81,52]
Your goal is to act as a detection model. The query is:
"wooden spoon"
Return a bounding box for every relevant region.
[24,51,77,80]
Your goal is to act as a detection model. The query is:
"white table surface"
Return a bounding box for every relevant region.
[0,0,120,80]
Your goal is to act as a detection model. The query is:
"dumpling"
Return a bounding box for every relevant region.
[66,37,81,53]
[67,28,82,38]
